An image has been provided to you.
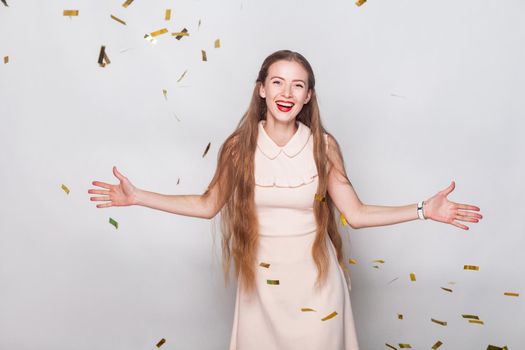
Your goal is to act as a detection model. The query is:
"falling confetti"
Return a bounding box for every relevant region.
[214,39,221,48]
[431,318,447,326]
[372,259,385,264]
[372,266,379,269]
[151,28,168,37]
[198,19,202,29]
[301,308,316,312]
[177,69,188,83]
[348,258,357,265]
[387,277,399,285]
[314,193,325,202]
[462,314,479,320]
[504,292,519,297]
[259,262,270,268]
[356,0,366,6]
[399,344,412,349]
[340,213,348,226]
[440,287,453,293]
[201,50,207,62]
[385,344,397,350]
[156,338,166,348]
[1,0,8,7]
[464,265,480,271]
[487,346,508,350]
[321,311,338,321]
[266,279,279,285]
[176,177,180,185]
[469,320,484,325]
[63,10,79,16]
[432,341,443,349]
[162,89,168,100]
[165,9,171,20]
[110,14,126,25]
[109,217,118,229]
[97,46,110,67]
[397,314,403,320]
[172,28,189,40]
[202,142,211,158]
[409,273,416,282]
[122,0,134,8]
[61,184,70,194]
[3,56,8,64]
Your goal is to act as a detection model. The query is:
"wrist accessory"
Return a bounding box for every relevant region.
[417,201,427,220]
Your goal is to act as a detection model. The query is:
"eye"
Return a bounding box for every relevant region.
[295,84,304,88]
[272,80,281,85]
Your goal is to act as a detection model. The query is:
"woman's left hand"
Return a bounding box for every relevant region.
[424,181,483,230]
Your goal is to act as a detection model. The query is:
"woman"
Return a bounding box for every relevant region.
[89,50,483,350]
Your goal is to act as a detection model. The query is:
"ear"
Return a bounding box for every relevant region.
[304,89,312,104]
[259,84,266,99]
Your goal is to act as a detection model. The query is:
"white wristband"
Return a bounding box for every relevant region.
[417,201,426,220]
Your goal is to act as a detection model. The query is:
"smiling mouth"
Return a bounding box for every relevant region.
[276,101,294,112]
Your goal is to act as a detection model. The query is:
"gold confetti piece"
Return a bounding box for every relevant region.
[201,50,207,62]
[340,213,348,226]
[349,258,357,265]
[462,314,480,320]
[372,265,379,269]
[97,46,110,67]
[321,311,338,321]
[469,320,484,325]
[409,272,416,281]
[122,0,134,8]
[266,279,279,285]
[432,341,443,349]
[259,262,270,268]
[177,69,188,83]
[373,259,385,264]
[301,308,316,312]
[356,0,367,6]
[441,287,453,293]
[61,184,70,194]
[1,0,7,7]
[202,142,211,158]
[109,217,118,229]
[3,56,8,64]
[156,338,166,347]
[386,343,397,350]
[397,314,403,320]
[214,38,221,48]
[399,344,412,349]
[110,14,126,25]
[487,346,508,350]
[431,318,447,326]
[151,28,168,37]
[314,193,326,202]
[464,265,480,271]
[63,10,79,16]
[176,177,180,185]
[504,292,519,297]
[165,9,171,20]
[172,28,189,40]
[162,89,168,100]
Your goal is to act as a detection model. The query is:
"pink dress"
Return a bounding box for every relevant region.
[228,120,359,350]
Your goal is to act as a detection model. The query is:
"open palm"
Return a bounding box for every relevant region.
[88,166,137,208]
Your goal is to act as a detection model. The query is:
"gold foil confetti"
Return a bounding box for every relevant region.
[321,311,338,321]
[432,341,443,349]
[373,259,385,264]
[61,184,70,194]
[162,89,168,100]
[109,217,118,229]
[201,50,207,62]
[462,314,480,320]
[214,39,221,48]
[266,279,279,285]
[431,318,447,326]
[63,10,79,16]
[301,308,316,312]
[487,346,508,350]
[349,258,357,265]
[464,265,480,271]
[177,69,188,83]
[165,9,171,20]
[1,0,7,7]
[202,142,211,158]
[122,0,134,8]
[172,28,189,40]
[176,177,180,185]
[356,0,367,6]
[409,272,416,281]
[156,338,166,347]
[372,265,379,269]
[259,262,270,268]
[504,292,519,297]
[314,193,326,202]
[397,313,403,320]
[3,56,8,64]
[340,213,348,226]
[110,14,126,25]
[469,320,484,325]
[441,287,453,293]
[97,46,110,67]
[399,344,412,349]
[386,344,397,350]
[151,28,168,37]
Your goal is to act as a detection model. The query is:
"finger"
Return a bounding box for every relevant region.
[454,215,479,223]
[442,180,455,196]
[456,203,481,212]
[97,202,112,208]
[113,166,126,181]
[451,220,469,230]
[88,189,110,195]
[457,210,483,219]
[90,196,111,202]
[92,181,111,189]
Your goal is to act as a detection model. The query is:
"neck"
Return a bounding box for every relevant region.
[262,118,298,147]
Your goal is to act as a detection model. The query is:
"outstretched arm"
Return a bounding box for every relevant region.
[325,135,482,230]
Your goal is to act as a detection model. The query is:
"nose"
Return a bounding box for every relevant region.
[283,83,293,98]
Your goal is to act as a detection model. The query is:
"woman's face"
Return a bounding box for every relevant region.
[259,60,312,124]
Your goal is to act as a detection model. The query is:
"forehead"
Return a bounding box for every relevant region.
[267,60,308,81]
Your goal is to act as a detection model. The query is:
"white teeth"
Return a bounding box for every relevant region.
[276,102,294,108]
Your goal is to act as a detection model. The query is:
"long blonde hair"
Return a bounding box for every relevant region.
[203,50,352,294]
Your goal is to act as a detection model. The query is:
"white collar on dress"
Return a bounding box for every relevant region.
[257,120,311,159]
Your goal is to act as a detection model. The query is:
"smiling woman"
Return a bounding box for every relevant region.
[89,50,482,350]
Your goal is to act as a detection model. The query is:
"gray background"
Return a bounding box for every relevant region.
[1,0,523,349]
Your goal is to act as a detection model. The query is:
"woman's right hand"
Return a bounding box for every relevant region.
[88,166,138,208]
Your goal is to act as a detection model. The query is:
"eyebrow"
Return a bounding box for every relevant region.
[269,76,306,84]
